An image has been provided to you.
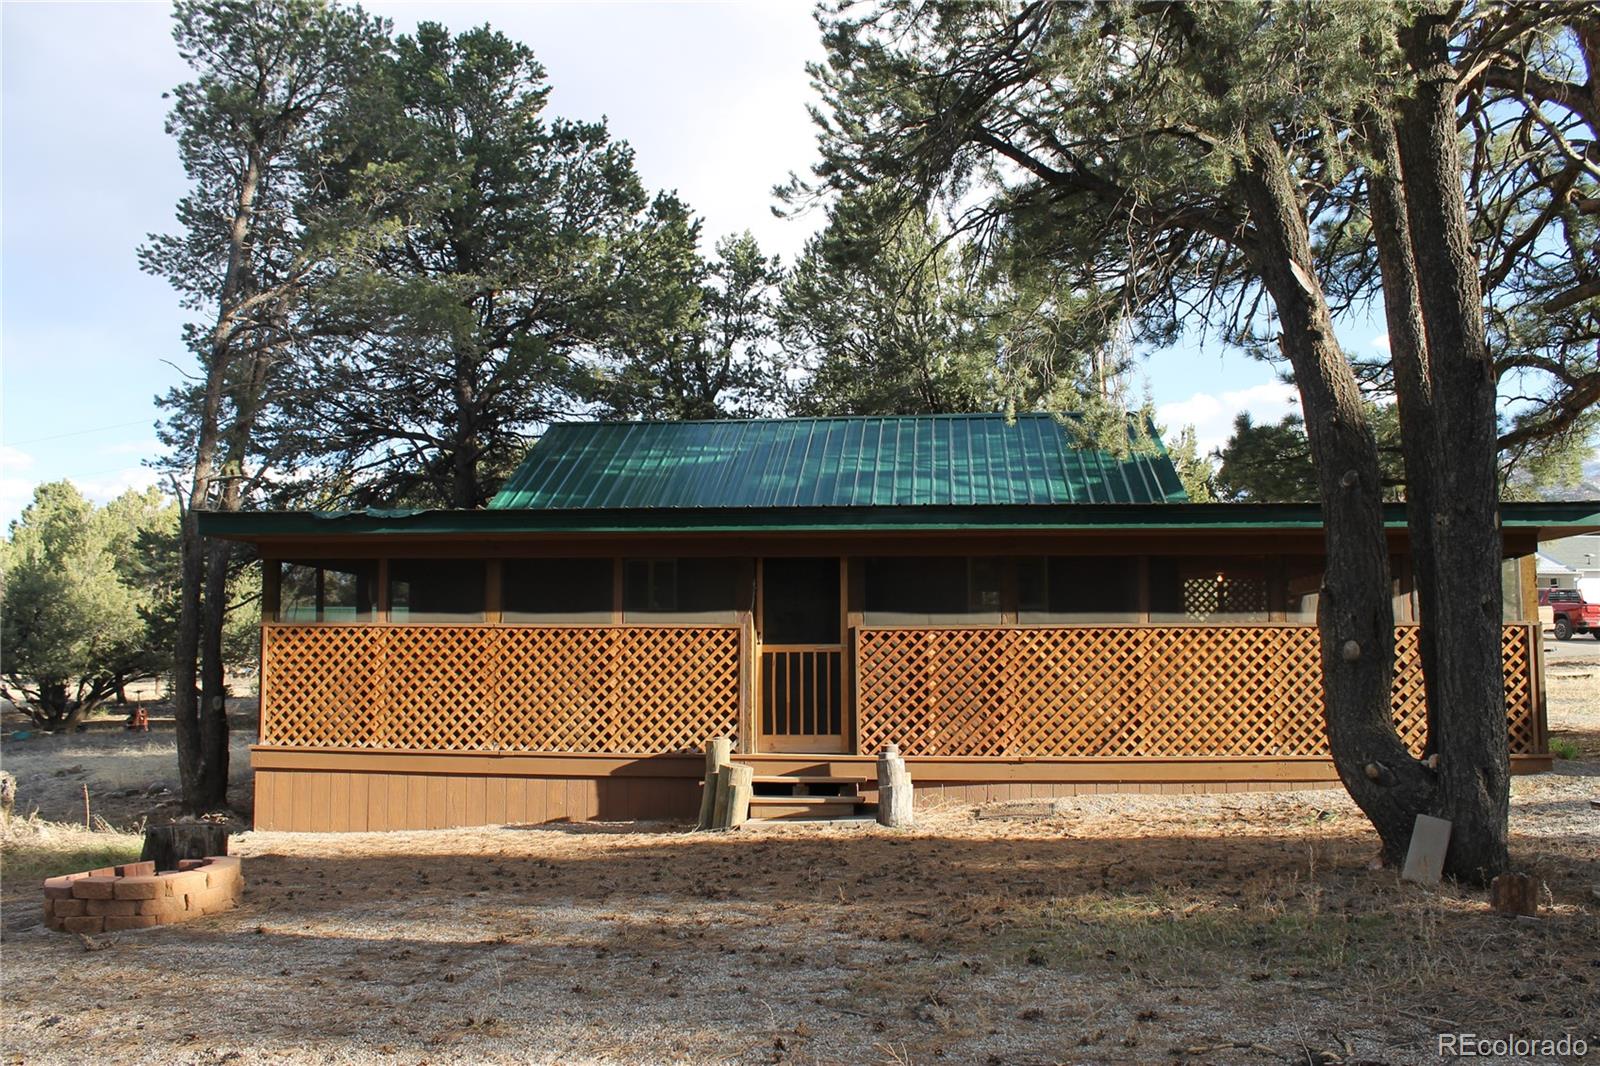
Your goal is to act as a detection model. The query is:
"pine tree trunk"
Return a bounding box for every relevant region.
[1393,13,1510,883]
[198,539,233,805]
[1236,135,1435,863]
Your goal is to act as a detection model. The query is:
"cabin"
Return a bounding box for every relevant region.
[198,414,1600,831]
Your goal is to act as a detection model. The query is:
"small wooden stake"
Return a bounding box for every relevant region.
[876,743,914,828]
[1489,872,1540,917]
[1400,814,1452,885]
[697,737,732,830]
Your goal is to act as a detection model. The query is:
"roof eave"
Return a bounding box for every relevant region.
[196,500,1600,541]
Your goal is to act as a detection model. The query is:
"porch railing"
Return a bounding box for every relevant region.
[761,646,844,739]
[855,623,1540,759]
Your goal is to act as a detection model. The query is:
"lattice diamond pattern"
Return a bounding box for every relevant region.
[261,624,739,754]
[857,625,1539,758]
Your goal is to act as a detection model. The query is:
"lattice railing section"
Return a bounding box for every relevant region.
[856,624,1539,758]
[262,625,740,754]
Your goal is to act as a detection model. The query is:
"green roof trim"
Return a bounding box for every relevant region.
[488,414,1189,509]
[197,501,1600,539]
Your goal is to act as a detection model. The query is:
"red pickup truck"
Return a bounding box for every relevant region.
[1539,588,1600,640]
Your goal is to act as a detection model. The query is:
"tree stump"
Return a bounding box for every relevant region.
[697,737,733,830]
[141,823,230,873]
[876,743,914,828]
[1489,872,1540,917]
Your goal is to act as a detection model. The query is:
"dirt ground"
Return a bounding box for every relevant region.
[2,678,1597,1066]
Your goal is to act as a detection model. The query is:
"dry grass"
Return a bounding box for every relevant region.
[2,688,1597,1064]
[3,775,1597,1066]
[0,815,144,884]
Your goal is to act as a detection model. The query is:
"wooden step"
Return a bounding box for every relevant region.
[747,794,868,821]
[751,775,871,786]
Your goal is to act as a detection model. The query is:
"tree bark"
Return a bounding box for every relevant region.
[140,823,231,873]
[1236,134,1435,863]
[1393,11,1510,882]
[175,148,262,813]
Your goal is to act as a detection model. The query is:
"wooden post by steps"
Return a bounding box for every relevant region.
[697,737,733,830]
[141,823,231,873]
[876,743,913,828]
[724,764,754,829]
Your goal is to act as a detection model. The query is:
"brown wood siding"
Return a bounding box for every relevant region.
[250,750,1550,831]
[856,623,1541,759]
[253,767,699,831]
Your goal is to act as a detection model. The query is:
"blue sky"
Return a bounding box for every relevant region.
[2,1,1368,526]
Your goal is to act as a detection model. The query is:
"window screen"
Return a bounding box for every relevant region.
[1017,556,1140,622]
[863,557,1002,624]
[762,557,840,644]
[277,561,377,622]
[623,558,739,622]
[1149,557,1269,623]
[503,558,612,623]
[388,559,486,622]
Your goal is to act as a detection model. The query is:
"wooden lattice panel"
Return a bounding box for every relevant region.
[261,625,740,754]
[857,624,1539,759]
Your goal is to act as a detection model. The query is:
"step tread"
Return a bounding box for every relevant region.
[749,794,866,807]
[750,775,873,785]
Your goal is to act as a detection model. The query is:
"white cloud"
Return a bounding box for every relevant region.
[0,448,39,527]
[1157,380,1300,455]
[98,439,160,458]
[76,466,163,505]
[1371,333,1391,353]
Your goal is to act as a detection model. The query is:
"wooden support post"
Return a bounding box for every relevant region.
[712,765,734,829]
[724,764,754,829]
[876,742,913,828]
[697,737,732,830]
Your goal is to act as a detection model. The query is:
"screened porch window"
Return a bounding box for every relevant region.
[863,557,1001,624]
[388,560,486,623]
[503,558,613,623]
[1149,557,1269,623]
[277,561,377,622]
[623,558,739,622]
[1017,556,1140,623]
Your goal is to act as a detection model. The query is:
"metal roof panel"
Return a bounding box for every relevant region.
[489,414,1191,510]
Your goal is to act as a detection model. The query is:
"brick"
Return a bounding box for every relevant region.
[61,916,104,934]
[201,897,237,916]
[205,868,239,891]
[163,871,207,897]
[103,915,161,931]
[136,897,183,917]
[89,867,117,878]
[44,911,66,932]
[190,887,228,911]
[85,899,139,917]
[113,877,163,900]
[115,861,156,878]
[51,899,87,918]
[71,877,119,900]
[43,876,78,899]
[177,858,206,871]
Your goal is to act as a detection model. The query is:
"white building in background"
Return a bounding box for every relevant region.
[1539,532,1600,601]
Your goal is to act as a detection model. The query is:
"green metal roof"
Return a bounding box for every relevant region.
[488,414,1188,509]
[197,501,1600,540]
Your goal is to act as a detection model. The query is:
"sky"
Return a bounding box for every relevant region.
[1,0,1357,527]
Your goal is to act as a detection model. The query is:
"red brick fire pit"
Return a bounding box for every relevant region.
[42,856,243,934]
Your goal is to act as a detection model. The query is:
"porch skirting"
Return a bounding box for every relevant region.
[249,749,1553,832]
